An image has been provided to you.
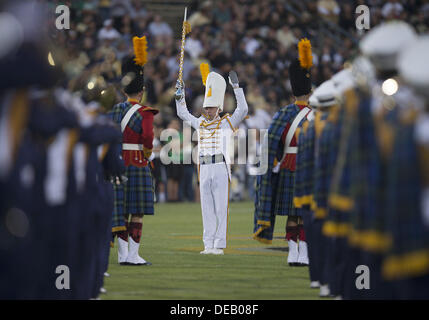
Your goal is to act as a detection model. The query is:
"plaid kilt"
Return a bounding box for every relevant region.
[123,164,154,215]
[112,164,154,231]
[254,104,302,243]
[274,167,297,216]
[112,178,125,231]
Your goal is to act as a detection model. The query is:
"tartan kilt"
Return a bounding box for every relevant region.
[274,168,297,216]
[112,165,154,231]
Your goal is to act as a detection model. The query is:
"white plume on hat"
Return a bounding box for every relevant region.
[360,21,417,71]
[203,72,226,111]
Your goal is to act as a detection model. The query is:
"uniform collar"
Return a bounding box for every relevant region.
[202,114,220,122]
[295,100,309,107]
[127,98,140,105]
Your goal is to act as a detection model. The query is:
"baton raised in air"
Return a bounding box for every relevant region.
[178,7,191,86]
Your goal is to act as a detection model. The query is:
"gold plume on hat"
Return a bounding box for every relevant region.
[133,36,148,66]
[298,38,313,69]
[200,63,210,86]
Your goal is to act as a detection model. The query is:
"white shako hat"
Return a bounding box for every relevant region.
[360,21,417,72]
[309,92,320,108]
[312,80,338,108]
[398,36,429,96]
[331,68,354,95]
[203,71,227,111]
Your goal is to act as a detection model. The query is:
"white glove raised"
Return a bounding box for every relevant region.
[228,71,239,89]
[175,79,185,101]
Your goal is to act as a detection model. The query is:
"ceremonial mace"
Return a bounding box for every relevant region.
[177,7,191,89]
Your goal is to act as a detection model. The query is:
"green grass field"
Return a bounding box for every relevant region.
[103,201,323,300]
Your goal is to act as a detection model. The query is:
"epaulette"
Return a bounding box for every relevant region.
[314,112,326,139]
[141,106,159,115]
[295,127,301,143]
[302,120,310,135]
[344,89,358,116]
[327,105,340,124]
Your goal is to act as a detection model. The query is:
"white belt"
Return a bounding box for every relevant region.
[123,143,144,151]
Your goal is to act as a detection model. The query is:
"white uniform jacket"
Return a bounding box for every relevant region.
[175,88,248,181]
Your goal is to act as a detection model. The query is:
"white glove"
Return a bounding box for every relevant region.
[175,79,185,101]
[148,151,155,162]
[228,71,239,89]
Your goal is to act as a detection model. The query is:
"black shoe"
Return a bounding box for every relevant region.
[127,261,152,266]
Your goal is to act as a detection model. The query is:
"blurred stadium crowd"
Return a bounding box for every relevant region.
[45,0,429,204]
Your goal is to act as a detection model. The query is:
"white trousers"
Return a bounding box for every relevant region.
[199,162,230,249]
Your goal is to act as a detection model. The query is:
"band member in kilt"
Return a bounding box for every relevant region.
[175,65,248,255]
[253,39,314,266]
[109,36,158,266]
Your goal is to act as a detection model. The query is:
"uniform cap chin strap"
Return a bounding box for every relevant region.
[203,106,220,120]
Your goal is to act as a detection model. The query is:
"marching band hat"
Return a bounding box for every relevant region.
[309,92,320,108]
[121,56,144,95]
[398,36,429,95]
[331,68,354,96]
[360,21,417,73]
[121,36,148,95]
[289,38,313,97]
[311,80,338,108]
[202,71,226,111]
